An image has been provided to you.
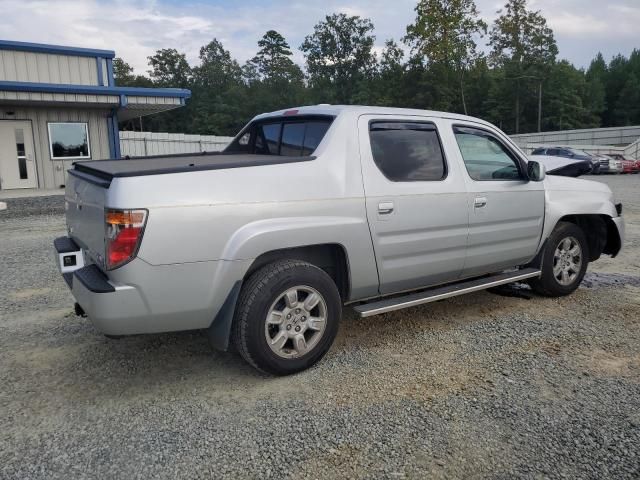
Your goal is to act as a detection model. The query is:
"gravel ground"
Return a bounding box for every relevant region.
[1,175,639,479]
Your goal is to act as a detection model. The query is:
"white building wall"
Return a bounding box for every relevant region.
[0,50,100,85]
[0,107,112,189]
[119,131,232,157]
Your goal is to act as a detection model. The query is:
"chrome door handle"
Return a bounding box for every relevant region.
[474,197,487,208]
[378,202,394,214]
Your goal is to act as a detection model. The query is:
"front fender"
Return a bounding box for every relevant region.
[540,177,622,254]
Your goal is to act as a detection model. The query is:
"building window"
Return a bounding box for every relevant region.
[48,122,91,160]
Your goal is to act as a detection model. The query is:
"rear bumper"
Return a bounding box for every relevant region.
[54,236,251,336]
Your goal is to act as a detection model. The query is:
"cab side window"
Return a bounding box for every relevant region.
[453,126,523,181]
[369,121,447,182]
[225,117,333,156]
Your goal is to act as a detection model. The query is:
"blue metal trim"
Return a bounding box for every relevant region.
[0,80,191,99]
[106,111,115,158]
[106,58,115,87]
[96,57,104,87]
[111,111,121,159]
[0,39,115,58]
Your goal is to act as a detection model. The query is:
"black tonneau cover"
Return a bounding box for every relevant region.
[71,152,314,185]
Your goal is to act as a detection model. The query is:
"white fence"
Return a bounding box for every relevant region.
[119,131,233,157]
[119,126,640,160]
[511,125,640,148]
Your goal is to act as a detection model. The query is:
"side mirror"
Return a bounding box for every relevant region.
[527,160,546,182]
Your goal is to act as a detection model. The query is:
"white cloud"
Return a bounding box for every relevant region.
[0,0,637,75]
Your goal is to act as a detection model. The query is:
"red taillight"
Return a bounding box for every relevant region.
[105,208,147,270]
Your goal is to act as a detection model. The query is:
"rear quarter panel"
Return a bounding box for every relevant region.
[107,111,380,300]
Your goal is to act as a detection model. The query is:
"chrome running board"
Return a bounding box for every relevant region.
[353,268,541,318]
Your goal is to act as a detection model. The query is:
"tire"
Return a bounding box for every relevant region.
[233,259,341,375]
[529,222,589,297]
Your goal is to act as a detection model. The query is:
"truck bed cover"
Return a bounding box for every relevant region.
[71,153,314,185]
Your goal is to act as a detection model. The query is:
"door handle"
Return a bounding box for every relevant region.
[474,197,487,208]
[378,201,394,214]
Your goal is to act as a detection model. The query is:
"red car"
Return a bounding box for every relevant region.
[622,160,635,174]
[608,153,639,174]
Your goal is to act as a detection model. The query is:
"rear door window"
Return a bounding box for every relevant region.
[369,121,447,182]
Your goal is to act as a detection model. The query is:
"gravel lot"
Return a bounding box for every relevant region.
[1,176,639,479]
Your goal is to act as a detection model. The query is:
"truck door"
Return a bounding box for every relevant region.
[358,115,469,295]
[450,122,545,277]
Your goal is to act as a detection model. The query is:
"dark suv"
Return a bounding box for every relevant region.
[531,147,600,174]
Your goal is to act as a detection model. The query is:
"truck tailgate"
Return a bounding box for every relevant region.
[65,171,107,267]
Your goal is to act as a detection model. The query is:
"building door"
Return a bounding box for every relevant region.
[0,121,37,189]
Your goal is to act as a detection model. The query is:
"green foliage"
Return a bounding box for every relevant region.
[300,13,377,104]
[404,0,487,114]
[147,49,192,87]
[116,4,640,137]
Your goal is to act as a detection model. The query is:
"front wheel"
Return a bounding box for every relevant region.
[529,222,589,297]
[233,260,341,375]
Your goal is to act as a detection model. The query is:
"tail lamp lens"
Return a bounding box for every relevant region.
[105,208,147,270]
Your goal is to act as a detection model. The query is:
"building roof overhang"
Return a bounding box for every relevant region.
[0,81,191,120]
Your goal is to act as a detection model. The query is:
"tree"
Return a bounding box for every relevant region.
[147,48,192,87]
[191,39,246,135]
[112,57,154,88]
[247,30,303,82]
[489,0,558,132]
[543,61,594,130]
[300,13,376,103]
[404,0,487,114]
[113,57,134,84]
[615,73,640,125]
[243,31,305,114]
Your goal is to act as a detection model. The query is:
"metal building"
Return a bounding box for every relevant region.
[0,40,191,191]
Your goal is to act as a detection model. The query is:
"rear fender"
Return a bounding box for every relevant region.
[221,216,379,300]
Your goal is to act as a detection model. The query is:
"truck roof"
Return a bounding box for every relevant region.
[253,104,494,127]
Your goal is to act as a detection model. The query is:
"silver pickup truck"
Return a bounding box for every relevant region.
[55,105,625,375]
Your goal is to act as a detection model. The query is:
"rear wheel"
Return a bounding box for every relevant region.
[233,260,341,375]
[530,222,589,297]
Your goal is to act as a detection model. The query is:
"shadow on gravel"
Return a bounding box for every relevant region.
[582,272,640,288]
[0,195,65,219]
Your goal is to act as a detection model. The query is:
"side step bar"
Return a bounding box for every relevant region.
[353,268,541,318]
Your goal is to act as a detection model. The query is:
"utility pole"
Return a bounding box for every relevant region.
[538,81,543,133]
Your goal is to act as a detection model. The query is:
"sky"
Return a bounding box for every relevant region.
[0,0,638,75]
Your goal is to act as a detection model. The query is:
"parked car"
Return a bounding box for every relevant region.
[597,154,623,174]
[606,153,638,174]
[55,105,625,375]
[530,146,600,174]
[529,155,593,177]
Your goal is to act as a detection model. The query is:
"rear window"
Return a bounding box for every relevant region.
[226,117,333,156]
